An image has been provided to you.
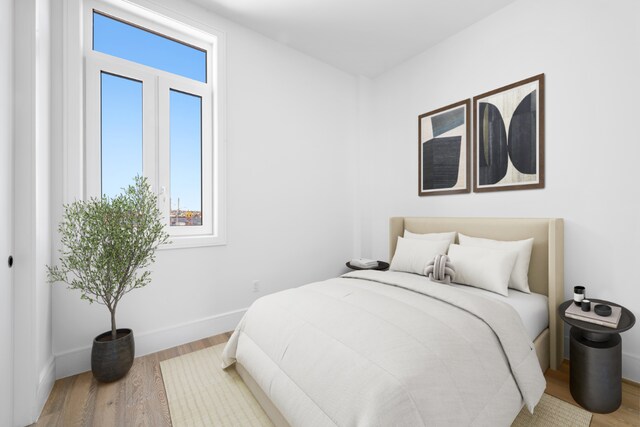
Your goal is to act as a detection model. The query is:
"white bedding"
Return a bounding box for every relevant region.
[449,283,549,340]
[222,270,545,427]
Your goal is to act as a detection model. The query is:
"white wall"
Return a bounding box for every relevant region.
[0,0,14,425]
[52,0,358,378]
[34,0,55,408]
[13,0,56,424]
[363,0,640,381]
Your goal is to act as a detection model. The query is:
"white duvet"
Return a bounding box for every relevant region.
[222,270,545,427]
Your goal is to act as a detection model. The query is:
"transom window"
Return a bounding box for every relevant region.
[93,11,207,82]
[84,0,223,246]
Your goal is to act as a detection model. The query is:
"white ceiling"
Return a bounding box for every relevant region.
[191,0,518,77]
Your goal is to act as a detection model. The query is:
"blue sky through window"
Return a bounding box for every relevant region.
[93,11,206,82]
[170,90,202,216]
[101,72,142,199]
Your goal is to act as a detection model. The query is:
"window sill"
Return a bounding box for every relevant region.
[159,234,226,250]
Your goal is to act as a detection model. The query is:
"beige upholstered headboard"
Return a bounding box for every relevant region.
[389,217,564,369]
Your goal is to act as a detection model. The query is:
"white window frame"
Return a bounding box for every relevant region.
[159,79,213,237]
[80,0,226,248]
[85,60,157,205]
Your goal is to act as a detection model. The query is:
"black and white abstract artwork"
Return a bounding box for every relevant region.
[473,74,544,192]
[418,99,470,196]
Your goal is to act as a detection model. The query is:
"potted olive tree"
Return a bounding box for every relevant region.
[48,176,169,382]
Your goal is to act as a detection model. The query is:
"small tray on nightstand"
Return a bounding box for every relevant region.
[345,261,389,271]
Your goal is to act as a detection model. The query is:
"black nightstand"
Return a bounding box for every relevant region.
[345,261,389,271]
[558,299,635,413]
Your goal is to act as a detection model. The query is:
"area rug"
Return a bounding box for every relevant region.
[161,343,273,427]
[161,343,592,427]
[512,393,592,426]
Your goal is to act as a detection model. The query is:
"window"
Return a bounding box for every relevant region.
[100,72,143,199]
[84,1,224,247]
[93,11,207,82]
[169,90,202,226]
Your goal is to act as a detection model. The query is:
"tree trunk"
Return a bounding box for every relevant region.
[110,308,117,340]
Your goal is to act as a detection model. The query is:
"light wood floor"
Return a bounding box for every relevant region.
[32,332,231,427]
[33,332,640,427]
[545,362,639,427]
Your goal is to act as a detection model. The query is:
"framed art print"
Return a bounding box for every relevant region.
[473,74,545,192]
[418,99,470,196]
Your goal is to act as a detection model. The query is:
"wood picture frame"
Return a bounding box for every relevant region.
[473,74,545,192]
[418,99,471,196]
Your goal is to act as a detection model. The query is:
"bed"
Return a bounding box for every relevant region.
[222,217,564,426]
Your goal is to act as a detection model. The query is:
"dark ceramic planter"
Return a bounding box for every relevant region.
[91,328,135,382]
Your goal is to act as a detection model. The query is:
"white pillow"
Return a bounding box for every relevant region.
[447,244,518,296]
[403,230,457,245]
[390,237,451,275]
[458,233,534,293]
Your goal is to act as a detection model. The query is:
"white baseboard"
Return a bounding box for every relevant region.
[563,334,639,382]
[35,356,55,422]
[622,352,640,383]
[54,307,247,380]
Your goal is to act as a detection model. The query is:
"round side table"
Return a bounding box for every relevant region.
[558,299,635,413]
